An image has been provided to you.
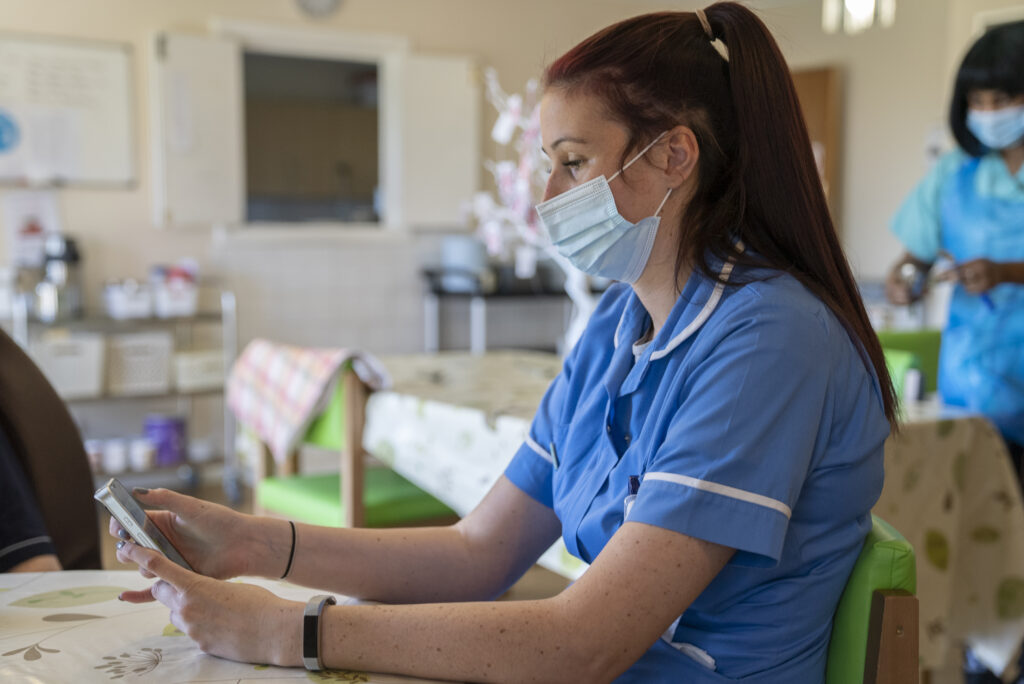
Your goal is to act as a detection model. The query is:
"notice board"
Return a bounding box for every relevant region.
[0,33,134,186]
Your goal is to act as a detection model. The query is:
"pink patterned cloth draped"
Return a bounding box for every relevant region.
[226,339,390,464]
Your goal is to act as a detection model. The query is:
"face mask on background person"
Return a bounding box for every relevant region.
[966,103,1024,150]
[536,133,672,284]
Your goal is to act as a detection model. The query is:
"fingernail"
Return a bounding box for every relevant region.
[117,595,124,601]
[116,540,125,550]
[118,529,129,540]
[133,487,150,495]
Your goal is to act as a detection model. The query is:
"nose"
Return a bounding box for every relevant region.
[542,174,563,202]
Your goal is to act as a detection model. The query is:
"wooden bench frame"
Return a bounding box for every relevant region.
[253,370,368,527]
[865,589,919,684]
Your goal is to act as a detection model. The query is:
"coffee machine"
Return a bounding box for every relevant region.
[34,234,83,323]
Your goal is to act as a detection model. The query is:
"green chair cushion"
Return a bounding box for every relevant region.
[302,365,349,451]
[883,348,920,403]
[825,515,916,684]
[257,469,456,528]
[876,329,941,393]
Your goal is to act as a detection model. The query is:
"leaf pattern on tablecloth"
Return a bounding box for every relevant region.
[161,623,184,637]
[937,420,955,438]
[373,439,396,467]
[972,527,1001,543]
[10,586,127,608]
[2,612,105,662]
[925,530,949,570]
[308,670,370,682]
[94,647,163,679]
[953,451,968,493]
[997,578,1024,620]
[903,461,923,492]
[2,643,59,660]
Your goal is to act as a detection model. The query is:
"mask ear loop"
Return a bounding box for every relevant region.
[609,131,669,182]
[653,188,673,217]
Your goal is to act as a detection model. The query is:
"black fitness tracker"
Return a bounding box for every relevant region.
[302,594,336,671]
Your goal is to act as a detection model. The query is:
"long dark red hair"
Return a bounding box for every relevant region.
[545,2,897,425]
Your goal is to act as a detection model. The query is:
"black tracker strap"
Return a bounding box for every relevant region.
[302,594,336,670]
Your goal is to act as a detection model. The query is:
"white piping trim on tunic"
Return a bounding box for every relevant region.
[614,251,740,356]
[0,535,53,560]
[524,435,555,465]
[644,471,792,519]
[613,304,629,349]
[649,259,734,360]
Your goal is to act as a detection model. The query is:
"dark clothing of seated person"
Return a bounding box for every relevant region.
[0,423,61,573]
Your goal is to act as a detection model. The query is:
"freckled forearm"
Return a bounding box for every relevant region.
[317,598,611,683]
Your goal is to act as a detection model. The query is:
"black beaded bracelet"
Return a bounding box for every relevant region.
[281,520,296,579]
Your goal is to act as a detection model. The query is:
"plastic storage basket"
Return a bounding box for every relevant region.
[105,332,173,396]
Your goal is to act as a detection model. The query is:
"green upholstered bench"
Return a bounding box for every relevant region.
[258,470,456,527]
[254,364,456,528]
[883,348,922,405]
[877,329,941,394]
[826,515,918,684]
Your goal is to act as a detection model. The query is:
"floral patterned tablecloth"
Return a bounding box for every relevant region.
[878,401,1024,675]
[367,352,1024,675]
[0,571,446,684]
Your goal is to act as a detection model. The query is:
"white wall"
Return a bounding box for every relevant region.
[0,0,672,353]
[1,0,1021,349]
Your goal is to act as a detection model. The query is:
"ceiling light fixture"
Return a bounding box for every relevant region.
[823,0,896,35]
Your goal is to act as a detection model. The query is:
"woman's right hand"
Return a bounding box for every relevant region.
[107,488,280,581]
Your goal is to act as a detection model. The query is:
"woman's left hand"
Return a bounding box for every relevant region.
[945,258,1004,293]
[117,541,303,666]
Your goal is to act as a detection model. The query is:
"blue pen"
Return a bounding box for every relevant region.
[624,475,641,520]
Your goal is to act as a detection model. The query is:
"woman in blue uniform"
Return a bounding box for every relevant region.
[110,5,896,682]
[888,20,1024,684]
[887,21,1024,462]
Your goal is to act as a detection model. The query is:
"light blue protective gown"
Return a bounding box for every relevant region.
[892,151,1024,444]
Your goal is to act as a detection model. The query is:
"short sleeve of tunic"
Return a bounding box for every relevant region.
[890,150,967,262]
[503,345,583,509]
[0,425,57,571]
[626,297,840,566]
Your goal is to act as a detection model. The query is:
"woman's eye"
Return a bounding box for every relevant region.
[563,159,584,177]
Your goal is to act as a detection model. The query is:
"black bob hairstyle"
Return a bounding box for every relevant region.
[950,19,1024,156]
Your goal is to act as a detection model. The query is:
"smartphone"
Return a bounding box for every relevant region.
[94,478,193,571]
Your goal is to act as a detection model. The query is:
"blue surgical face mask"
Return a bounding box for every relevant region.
[966,103,1024,150]
[536,133,672,284]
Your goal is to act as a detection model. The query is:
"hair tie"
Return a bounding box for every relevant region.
[695,8,730,62]
[695,8,714,39]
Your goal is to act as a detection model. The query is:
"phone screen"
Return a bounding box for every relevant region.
[94,478,193,571]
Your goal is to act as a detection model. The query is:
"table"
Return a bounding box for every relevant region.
[364,352,1024,676]
[0,570,444,683]
[365,352,585,578]
[877,401,1024,675]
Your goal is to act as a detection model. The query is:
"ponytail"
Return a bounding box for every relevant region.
[704,3,897,426]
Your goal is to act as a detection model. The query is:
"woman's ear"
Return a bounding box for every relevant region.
[658,125,700,187]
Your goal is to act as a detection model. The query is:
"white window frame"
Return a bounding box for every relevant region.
[210,18,410,237]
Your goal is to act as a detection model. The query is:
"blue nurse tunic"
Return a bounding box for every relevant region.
[504,260,890,682]
[891,150,1024,444]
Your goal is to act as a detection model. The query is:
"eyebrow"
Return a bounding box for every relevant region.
[541,136,587,155]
